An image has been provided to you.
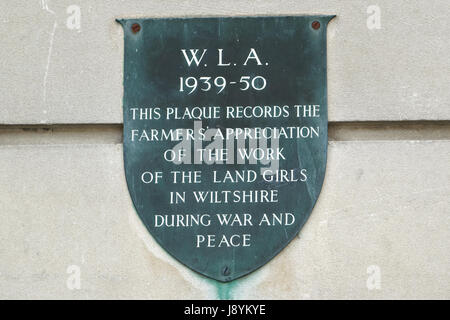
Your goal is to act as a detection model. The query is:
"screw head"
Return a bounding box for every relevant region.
[312,21,321,30]
[131,23,141,34]
[222,266,231,276]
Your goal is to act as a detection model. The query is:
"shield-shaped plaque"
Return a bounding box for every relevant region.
[118,15,333,282]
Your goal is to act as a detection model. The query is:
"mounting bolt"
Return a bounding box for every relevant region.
[312,21,321,30]
[222,266,231,276]
[131,23,141,34]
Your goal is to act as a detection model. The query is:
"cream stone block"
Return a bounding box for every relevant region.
[0,140,448,299]
[0,0,449,124]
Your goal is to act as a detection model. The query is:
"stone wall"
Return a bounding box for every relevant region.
[0,0,448,299]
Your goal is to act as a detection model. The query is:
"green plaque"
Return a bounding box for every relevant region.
[118,15,334,282]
